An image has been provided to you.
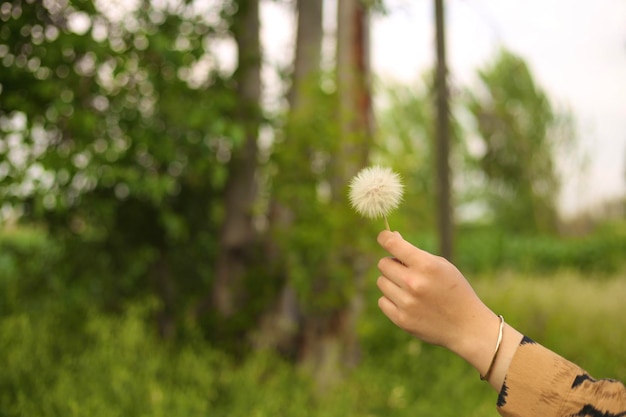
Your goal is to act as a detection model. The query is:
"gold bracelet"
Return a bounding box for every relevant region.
[480,315,505,381]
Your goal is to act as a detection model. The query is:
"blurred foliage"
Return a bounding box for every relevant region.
[453,221,626,275]
[3,222,622,319]
[475,272,626,382]
[373,49,574,238]
[0,0,247,335]
[372,78,436,232]
[466,49,576,234]
[270,75,375,313]
[372,75,468,234]
[1,1,622,415]
[0,300,225,416]
[0,227,60,315]
[1,242,624,416]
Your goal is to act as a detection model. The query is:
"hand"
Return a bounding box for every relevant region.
[376,230,514,385]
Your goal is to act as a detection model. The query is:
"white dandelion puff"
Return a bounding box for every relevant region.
[348,166,404,230]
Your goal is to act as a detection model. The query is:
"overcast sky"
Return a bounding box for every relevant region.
[370,0,626,216]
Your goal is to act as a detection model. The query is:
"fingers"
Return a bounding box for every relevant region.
[377,256,406,287]
[376,231,429,332]
[376,275,405,306]
[377,230,428,267]
[377,295,400,326]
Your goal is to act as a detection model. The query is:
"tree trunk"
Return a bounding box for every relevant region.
[289,0,323,109]
[207,0,262,318]
[298,0,372,389]
[434,0,453,260]
[335,0,372,182]
[256,1,372,390]
[255,0,372,392]
[253,0,324,357]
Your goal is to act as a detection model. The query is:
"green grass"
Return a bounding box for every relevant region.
[2,205,624,416]
[474,271,626,380]
[1,267,625,416]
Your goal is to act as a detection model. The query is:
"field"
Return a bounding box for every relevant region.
[1,267,624,417]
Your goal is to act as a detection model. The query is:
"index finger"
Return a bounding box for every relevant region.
[377,230,426,267]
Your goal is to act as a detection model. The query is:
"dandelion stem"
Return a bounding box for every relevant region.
[384,216,390,231]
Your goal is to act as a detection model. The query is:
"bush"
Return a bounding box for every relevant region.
[454,221,626,275]
[1,224,624,417]
[475,272,626,382]
[0,301,224,417]
[2,270,625,417]
[0,227,61,315]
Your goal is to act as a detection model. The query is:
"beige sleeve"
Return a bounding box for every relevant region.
[497,336,626,417]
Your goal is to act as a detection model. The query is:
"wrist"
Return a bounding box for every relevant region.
[448,309,502,373]
[480,315,505,381]
[484,323,523,390]
[447,310,523,391]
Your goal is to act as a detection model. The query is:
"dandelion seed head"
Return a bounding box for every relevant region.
[348,166,404,219]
